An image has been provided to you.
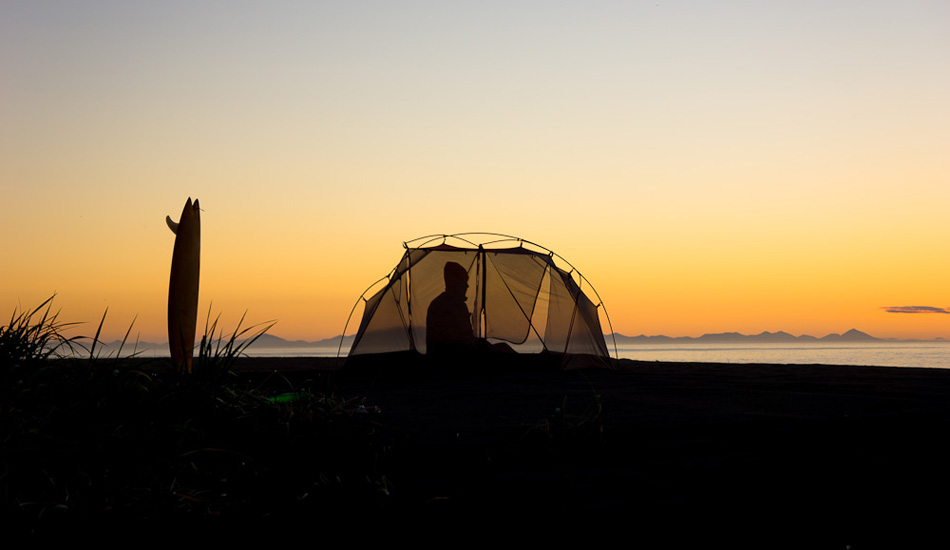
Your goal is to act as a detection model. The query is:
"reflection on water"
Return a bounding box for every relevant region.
[616,342,950,369]
[122,341,950,369]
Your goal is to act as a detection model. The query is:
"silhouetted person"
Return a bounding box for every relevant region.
[426,262,477,357]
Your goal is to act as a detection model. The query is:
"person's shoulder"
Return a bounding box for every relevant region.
[427,291,448,310]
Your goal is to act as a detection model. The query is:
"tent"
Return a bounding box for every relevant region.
[342,234,617,370]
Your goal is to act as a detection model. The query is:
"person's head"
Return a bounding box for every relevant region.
[444,262,468,293]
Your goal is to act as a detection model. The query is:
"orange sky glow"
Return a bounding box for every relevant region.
[2,2,949,343]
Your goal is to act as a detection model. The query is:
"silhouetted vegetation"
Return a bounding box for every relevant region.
[1,298,388,535]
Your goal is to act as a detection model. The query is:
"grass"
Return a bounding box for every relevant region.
[0,295,82,363]
[2,297,615,532]
[196,307,274,382]
[1,298,390,534]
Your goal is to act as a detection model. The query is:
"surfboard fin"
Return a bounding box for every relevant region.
[166,215,179,234]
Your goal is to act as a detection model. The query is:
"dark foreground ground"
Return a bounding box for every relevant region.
[7,355,950,545]
[233,357,950,545]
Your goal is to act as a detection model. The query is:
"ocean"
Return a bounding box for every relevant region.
[613,341,950,369]
[238,341,950,369]
[120,340,950,369]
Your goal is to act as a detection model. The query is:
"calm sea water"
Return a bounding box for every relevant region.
[124,341,950,369]
[613,342,950,369]
[232,341,950,369]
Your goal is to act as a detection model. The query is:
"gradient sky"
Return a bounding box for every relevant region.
[2,1,949,342]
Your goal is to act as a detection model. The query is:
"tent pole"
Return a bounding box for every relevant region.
[478,245,486,339]
[561,270,581,368]
[404,244,416,352]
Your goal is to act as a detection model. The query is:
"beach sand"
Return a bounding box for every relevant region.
[11,355,949,543]
[230,357,950,544]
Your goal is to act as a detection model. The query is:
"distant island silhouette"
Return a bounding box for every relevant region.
[94,328,950,355]
[610,329,883,344]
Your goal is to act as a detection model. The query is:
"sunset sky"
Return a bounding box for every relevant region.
[2,1,949,343]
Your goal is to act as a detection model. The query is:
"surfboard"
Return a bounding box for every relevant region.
[167,198,200,373]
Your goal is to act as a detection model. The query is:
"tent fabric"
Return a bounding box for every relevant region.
[346,235,615,369]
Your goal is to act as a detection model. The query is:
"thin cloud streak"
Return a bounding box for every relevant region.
[882,306,950,314]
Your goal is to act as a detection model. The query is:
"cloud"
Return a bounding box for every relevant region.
[882,306,950,314]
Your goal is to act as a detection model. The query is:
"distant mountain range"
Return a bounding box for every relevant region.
[93,333,353,355]
[248,333,352,348]
[609,329,884,344]
[99,329,938,354]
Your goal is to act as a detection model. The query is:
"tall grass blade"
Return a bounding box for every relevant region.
[114,314,138,363]
[88,308,108,359]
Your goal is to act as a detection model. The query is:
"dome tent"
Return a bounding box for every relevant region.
[342,234,617,370]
